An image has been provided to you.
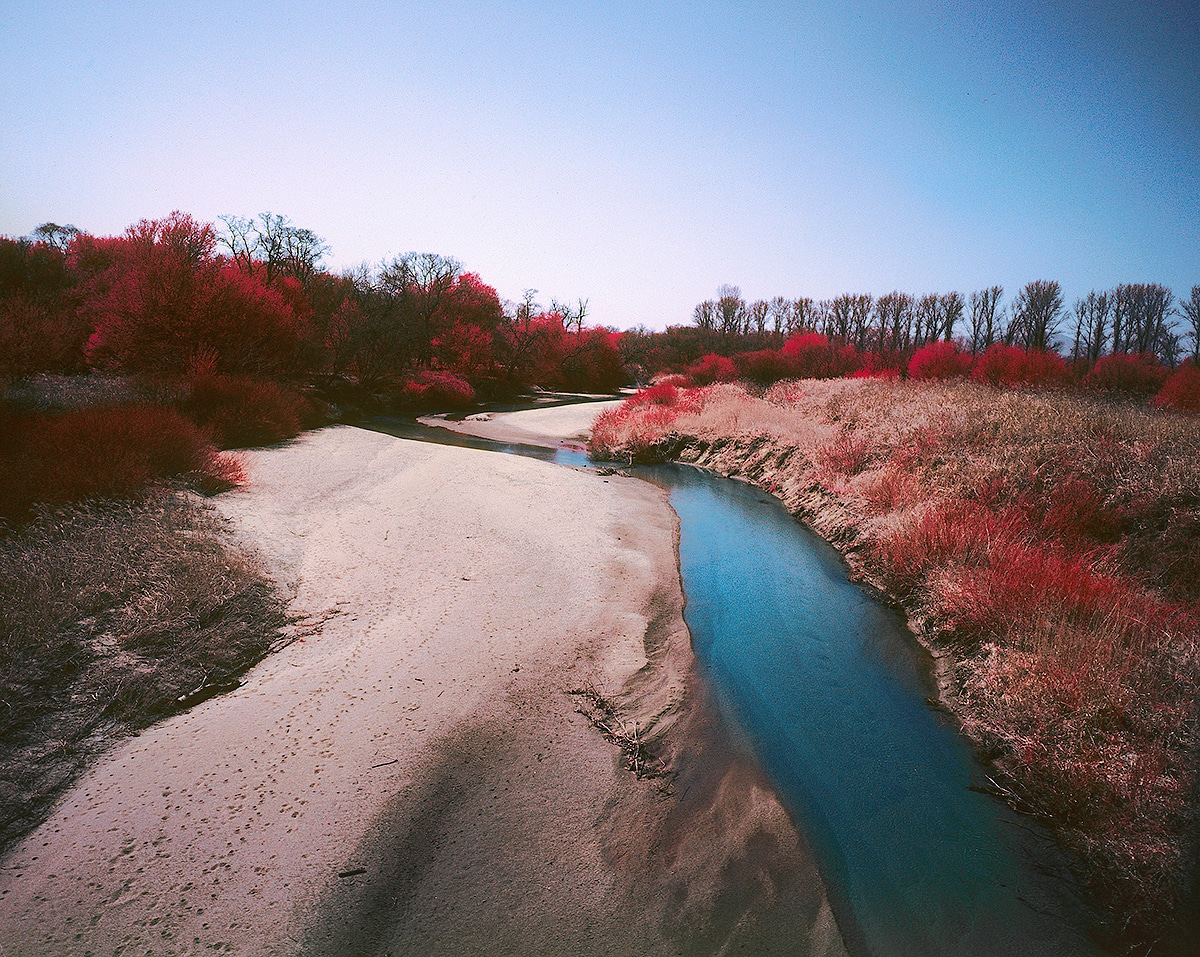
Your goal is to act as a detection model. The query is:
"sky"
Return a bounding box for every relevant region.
[2,0,1198,330]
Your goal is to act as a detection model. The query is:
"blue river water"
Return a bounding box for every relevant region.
[362,418,1105,956]
[642,464,1104,957]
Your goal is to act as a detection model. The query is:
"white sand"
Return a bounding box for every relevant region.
[0,411,846,956]
[419,398,623,449]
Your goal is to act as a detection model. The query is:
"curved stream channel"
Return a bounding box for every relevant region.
[362,417,1106,957]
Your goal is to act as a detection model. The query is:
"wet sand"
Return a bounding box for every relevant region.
[0,410,846,956]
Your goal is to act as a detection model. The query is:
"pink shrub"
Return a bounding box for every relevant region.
[686,353,737,386]
[401,370,476,410]
[1084,353,1169,398]
[1151,364,1200,413]
[908,341,973,380]
[972,344,1070,388]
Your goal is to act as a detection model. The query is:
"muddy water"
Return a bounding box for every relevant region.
[362,417,1107,956]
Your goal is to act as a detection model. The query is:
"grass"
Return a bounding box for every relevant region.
[0,493,291,853]
[591,377,1200,953]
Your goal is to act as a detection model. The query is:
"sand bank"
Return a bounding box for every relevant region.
[0,415,845,956]
[418,397,623,450]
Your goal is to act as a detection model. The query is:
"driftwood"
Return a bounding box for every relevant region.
[568,681,669,781]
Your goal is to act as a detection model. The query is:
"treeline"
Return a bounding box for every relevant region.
[605,280,1200,412]
[679,280,1199,369]
[0,211,625,403]
[0,211,624,522]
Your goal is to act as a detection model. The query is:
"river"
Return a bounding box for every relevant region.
[363,416,1107,956]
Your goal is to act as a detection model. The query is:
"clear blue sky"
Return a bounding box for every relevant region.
[2,1,1197,329]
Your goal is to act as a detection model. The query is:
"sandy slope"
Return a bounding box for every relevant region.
[0,414,845,956]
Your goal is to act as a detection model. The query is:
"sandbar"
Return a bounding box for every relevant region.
[0,411,846,956]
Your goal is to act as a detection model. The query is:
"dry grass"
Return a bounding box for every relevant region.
[592,377,1200,952]
[0,493,290,853]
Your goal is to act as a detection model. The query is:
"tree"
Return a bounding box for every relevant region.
[967,287,1004,354]
[692,299,717,331]
[1110,283,1174,358]
[824,294,872,346]
[767,296,791,336]
[715,284,746,336]
[873,291,913,354]
[913,294,941,348]
[1181,285,1200,364]
[378,252,461,367]
[83,212,311,377]
[939,292,964,341]
[1009,280,1064,351]
[1071,291,1111,363]
[790,297,818,336]
[218,212,329,286]
[748,299,770,336]
[29,222,80,252]
[551,297,589,334]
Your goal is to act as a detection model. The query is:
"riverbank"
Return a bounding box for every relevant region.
[0,416,846,956]
[589,379,1200,954]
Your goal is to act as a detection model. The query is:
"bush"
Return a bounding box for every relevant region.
[82,213,313,377]
[782,332,862,379]
[179,372,312,448]
[686,353,738,385]
[735,349,795,386]
[1084,352,1169,398]
[908,341,972,380]
[972,344,1070,388]
[850,351,901,380]
[628,382,683,407]
[1152,364,1200,413]
[401,370,476,410]
[0,404,236,522]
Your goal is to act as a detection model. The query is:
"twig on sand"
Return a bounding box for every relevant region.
[568,681,669,782]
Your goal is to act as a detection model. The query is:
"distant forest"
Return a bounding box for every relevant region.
[3,212,1199,413]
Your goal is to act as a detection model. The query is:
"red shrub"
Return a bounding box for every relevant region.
[0,404,233,522]
[1151,364,1200,413]
[851,351,901,379]
[1032,475,1126,544]
[735,349,795,385]
[180,372,311,448]
[628,382,682,407]
[686,353,737,385]
[932,535,1188,660]
[782,333,862,379]
[872,503,1009,594]
[401,370,475,410]
[1084,353,1170,398]
[908,341,973,380]
[82,213,313,377]
[972,345,1070,389]
[558,328,627,393]
[817,430,872,478]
